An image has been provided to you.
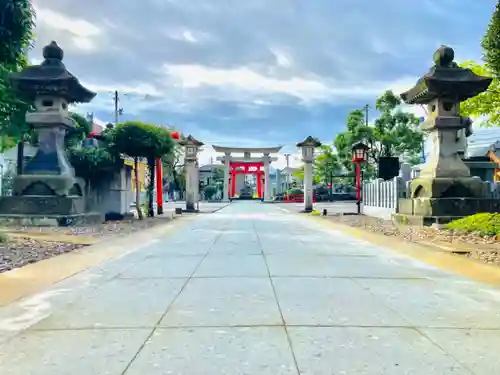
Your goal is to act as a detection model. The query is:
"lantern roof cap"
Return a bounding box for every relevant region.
[297,136,322,148]
[179,134,204,147]
[9,41,96,103]
[400,45,492,105]
[351,141,369,151]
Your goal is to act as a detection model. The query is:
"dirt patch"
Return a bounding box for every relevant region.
[325,214,500,267]
[0,216,174,274]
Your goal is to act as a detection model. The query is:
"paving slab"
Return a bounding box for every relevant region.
[159,277,282,327]
[0,328,151,375]
[125,327,298,375]
[1,201,500,374]
[288,327,469,375]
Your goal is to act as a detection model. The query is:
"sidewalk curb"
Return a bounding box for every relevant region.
[0,216,193,307]
[307,215,500,288]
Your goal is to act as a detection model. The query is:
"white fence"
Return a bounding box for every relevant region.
[361,177,406,220]
[362,177,500,220]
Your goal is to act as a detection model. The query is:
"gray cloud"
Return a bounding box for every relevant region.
[30,0,496,142]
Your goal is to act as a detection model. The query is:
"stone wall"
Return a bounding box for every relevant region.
[85,165,134,219]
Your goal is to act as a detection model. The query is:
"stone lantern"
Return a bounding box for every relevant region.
[297,136,322,212]
[395,45,499,225]
[0,41,98,223]
[179,135,203,212]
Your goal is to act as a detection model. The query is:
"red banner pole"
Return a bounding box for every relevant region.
[231,170,236,198]
[355,162,361,201]
[257,171,262,198]
[155,158,163,215]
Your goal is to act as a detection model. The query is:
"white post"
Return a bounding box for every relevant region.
[264,153,272,202]
[303,161,313,212]
[185,161,196,211]
[223,152,230,201]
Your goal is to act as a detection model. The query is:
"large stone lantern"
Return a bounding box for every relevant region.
[297,136,321,212]
[395,45,499,225]
[0,41,98,223]
[179,135,203,212]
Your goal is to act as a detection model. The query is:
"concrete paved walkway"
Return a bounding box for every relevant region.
[1,202,500,374]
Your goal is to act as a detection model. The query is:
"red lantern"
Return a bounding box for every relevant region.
[170,131,180,140]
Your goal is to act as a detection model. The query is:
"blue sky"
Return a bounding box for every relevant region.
[30,0,496,166]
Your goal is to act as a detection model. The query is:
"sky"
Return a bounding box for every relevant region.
[30,0,496,168]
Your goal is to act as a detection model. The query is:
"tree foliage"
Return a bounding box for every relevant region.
[459,61,500,127]
[334,90,423,179]
[110,121,175,219]
[314,144,341,184]
[482,0,500,77]
[0,0,35,146]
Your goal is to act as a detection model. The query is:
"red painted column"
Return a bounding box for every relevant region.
[355,162,361,201]
[155,157,163,214]
[256,171,262,198]
[231,170,236,198]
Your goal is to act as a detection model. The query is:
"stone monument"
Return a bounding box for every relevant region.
[297,136,321,213]
[179,135,203,212]
[394,45,499,225]
[0,41,100,224]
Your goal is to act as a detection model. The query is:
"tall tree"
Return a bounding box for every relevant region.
[482,0,500,77]
[459,61,500,126]
[334,91,423,181]
[0,0,35,172]
[110,121,175,219]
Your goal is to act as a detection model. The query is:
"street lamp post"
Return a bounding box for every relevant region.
[351,141,368,214]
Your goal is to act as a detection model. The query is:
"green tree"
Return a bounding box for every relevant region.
[0,0,35,167]
[111,121,175,219]
[314,144,341,185]
[334,90,423,181]
[459,61,500,126]
[203,185,217,200]
[482,0,500,77]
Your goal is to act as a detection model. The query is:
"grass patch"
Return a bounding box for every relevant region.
[0,231,8,243]
[446,213,500,237]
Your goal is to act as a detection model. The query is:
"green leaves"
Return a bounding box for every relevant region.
[334,90,423,176]
[482,0,500,77]
[459,61,500,127]
[111,121,176,159]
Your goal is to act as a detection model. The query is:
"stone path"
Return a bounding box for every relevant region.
[1,201,500,374]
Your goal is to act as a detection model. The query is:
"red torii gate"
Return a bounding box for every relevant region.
[228,161,265,199]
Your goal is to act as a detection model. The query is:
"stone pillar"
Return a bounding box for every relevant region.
[223,152,230,201]
[297,136,322,213]
[264,153,272,202]
[303,161,313,211]
[276,169,282,194]
[179,135,203,212]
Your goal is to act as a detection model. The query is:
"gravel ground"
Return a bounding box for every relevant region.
[0,217,173,274]
[326,214,500,267]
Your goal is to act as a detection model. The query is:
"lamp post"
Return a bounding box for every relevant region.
[351,141,368,214]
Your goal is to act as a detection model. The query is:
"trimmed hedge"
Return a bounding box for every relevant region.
[446,213,500,237]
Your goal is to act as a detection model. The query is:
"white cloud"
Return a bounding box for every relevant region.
[161,63,330,101]
[271,48,293,68]
[160,63,420,103]
[33,5,103,52]
[34,7,101,38]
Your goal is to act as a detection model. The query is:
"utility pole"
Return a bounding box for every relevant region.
[112,90,124,126]
[363,104,369,126]
[284,153,290,191]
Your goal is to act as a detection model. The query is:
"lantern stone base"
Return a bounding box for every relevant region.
[409,177,488,199]
[13,174,83,197]
[0,196,102,226]
[393,197,500,227]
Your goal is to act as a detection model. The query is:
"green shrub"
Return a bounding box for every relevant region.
[446,213,500,237]
[0,231,8,243]
[287,188,304,195]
